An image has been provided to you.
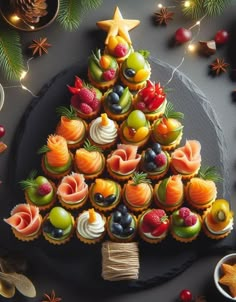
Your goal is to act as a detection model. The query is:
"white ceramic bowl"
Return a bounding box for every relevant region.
[0,84,4,111]
[214,253,236,300]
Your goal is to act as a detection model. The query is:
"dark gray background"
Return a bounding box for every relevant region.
[0,1,236,301]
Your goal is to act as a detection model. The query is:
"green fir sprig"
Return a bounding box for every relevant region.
[0,25,24,81]
[163,102,184,120]
[181,0,232,19]
[198,166,223,182]
[57,0,103,31]
[56,105,77,119]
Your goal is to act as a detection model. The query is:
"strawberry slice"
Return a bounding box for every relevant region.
[141,222,152,233]
[151,220,169,236]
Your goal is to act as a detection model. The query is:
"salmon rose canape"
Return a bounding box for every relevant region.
[57,172,89,210]
[170,139,201,180]
[4,203,42,241]
[106,144,141,181]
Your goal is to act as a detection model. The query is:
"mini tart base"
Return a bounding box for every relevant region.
[122,184,153,213]
[133,97,167,122]
[138,212,167,244]
[170,215,202,243]
[185,182,215,210]
[89,183,121,212]
[41,153,73,180]
[107,215,137,243]
[153,180,184,212]
[119,121,150,148]
[102,99,133,122]
[75,213,106,244]
[55,119,88,150]
[74,153,105,180]
[119,71,149,91]
[88,120,119,151]
[202,210,232,240]
[106,162,135,181]
[170,164,200,181]
[73,106,101,121]
[12,215,42,242]
[88,70,118,90]
[151,131,183,152]
[141,151,170,181]
[42,215,75,245]
[58,193,88,210]
[24,180,57,211]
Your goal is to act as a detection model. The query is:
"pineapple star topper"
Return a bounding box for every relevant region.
[96,6,140,45]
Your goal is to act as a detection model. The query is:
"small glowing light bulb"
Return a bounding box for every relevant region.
[196,21,200,26]
[184,1,191,8]
[11,15,20,22]
[157,3,163,8]
[20,71,27,80]
[188,44,196,52]
[30,25,35,30]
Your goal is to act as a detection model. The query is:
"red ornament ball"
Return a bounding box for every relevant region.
[179,289,193,302]
[0,125,5,138]
[175,27,192,44]
[215,30,229,44]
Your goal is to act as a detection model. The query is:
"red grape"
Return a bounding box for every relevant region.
[0,125,5,138]
[215,30,229,45]
[179,289,193,302]
[175,28,192,44]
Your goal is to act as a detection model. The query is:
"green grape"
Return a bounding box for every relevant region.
[126,52,145,71]
[127,110,146,129]
[49,206,71,229]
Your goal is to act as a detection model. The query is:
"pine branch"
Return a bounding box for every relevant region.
[181,0,232,19]
[0,25,24,81]
[57,0,103,31]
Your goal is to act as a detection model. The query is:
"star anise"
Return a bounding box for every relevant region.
[41,290,62,302]
[154,7,174,25]
[28,37,51,56]
[210,58,229,75]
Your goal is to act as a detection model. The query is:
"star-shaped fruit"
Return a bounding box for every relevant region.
[219,263,236,298]
[96,6,140,45]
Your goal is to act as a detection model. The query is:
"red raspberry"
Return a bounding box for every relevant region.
[136,101,146,111]
[114,44,128,57]
[143,209,166,228]
[154,153,167,167]
[90,98,100,111]
[79,102,93,114]
[77,87,94,105]
[70,94,81,110]
[179,207,191,219]
[184,214,197,226]
[37,183,52,196]
[103,69,116,81]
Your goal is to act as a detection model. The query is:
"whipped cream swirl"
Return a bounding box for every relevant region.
[77,211,105,239]
[89,117,117,144]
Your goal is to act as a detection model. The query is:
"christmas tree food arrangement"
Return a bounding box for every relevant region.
[4,6,233,283]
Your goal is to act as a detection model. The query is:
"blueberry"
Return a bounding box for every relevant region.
[107,92,120,104]
[113,85,124,97]
[122,226,134,237]
[145,148,156,162]
[125,68,136,78]
[94,193,104,204]
[145,161,157,171]
[111,223,123,235]
[117,204,128,215]
[105,194,116,205]
[120,213,132,228]
[51,228,64,238]
[43,220,53,233]
[110,103,122,114]
[112,211,122,223]
[152,143,162,154]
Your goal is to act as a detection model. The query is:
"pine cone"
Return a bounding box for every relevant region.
[11,0,48,24]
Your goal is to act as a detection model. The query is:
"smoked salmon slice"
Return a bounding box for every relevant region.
[171,140,201,174]
[56,116,85,142]
[57,172,88,203]
[46,135,70,167]
[4,204,41,236]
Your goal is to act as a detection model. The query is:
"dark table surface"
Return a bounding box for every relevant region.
[0,1,236,301]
